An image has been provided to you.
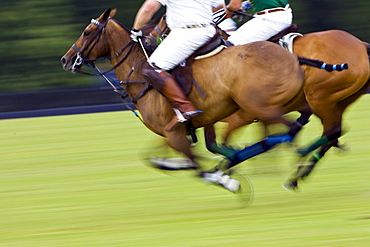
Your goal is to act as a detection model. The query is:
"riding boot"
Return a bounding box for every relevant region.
[142,65,202,130]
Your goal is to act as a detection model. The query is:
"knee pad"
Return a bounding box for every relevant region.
[142,63,168,91]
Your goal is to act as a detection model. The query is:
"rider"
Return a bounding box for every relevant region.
[225,0,293,45]
[131,0,224,130]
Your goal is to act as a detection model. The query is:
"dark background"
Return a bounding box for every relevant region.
[1,0,370,115]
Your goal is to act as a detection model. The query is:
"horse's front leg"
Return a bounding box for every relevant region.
[220,110,256,145]
[148,127,199,171]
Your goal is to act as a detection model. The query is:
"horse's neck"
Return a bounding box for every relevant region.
[106,27,168,129]
[107,27,148,97]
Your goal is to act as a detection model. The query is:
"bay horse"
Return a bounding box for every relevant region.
[61,9,306,191]
[148,14,370,190]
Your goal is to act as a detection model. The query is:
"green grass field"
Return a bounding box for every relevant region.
[1,95,370,247]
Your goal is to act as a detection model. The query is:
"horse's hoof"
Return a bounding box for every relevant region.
[282,180,299,192]
[296,147,307,156]
[335,141,350,153]
[200,169,254,207]
[147,156,197,170]
[230,170,254,207]
[200,169,240,193]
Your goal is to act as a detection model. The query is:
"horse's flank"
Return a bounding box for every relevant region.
[294,30,370,101]
[191,43,305,119]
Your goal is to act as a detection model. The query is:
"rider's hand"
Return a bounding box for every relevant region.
[241,1,251,12]
[130,28,143,42]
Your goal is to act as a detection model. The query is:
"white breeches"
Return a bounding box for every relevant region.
[218,18,237,35]
[228,9,293,46]
[149,26,216,71]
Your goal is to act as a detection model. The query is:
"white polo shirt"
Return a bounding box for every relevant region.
[157,0,223,29]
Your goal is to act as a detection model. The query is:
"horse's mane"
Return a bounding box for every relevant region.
[108,16,163,55]
[110,18,130,33]
[109,16,161,36]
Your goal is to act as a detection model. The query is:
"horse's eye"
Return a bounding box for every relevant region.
[84,31,90,36]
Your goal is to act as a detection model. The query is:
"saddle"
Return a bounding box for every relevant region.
[267,24,299,43]
[142,24,300,97]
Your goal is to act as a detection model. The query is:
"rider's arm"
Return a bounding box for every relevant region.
[226,0,242,13]
[226,0,254,16]
[133,0,162,30]
[211,0,226,12]
[213,5,225,12]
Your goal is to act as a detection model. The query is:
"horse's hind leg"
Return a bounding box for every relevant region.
[206,111,311,158]
[284,103,346,190]
[283,139,338,190]
[215,120,298,170]
[204,125,238,157]
[297,76,370,158]
[296,100,344,158]
[202,114,311,193]
[285,76,370,190]
[220,110,256,145]
[298,139,341,180]
[203,110,257,157]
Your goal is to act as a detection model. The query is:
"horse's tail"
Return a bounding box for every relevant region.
[298,56,348,72]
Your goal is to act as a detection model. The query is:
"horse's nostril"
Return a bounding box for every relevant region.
[61,57,66,66]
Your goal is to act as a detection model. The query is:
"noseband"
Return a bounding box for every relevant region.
[68,17,149,123]
[71,18,108,72]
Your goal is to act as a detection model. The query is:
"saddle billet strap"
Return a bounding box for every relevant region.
[171,33,224,97]
[268,24,298,43]
[194,33,223,57]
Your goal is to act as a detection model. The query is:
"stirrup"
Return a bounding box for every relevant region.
[174,108,187,123]
[165,109,202,131]
[174,108,202,122]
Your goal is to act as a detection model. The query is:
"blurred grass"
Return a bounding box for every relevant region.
[1,95,370,247]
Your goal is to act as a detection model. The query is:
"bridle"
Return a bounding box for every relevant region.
[71,18,109,72]
[70,18,136,78]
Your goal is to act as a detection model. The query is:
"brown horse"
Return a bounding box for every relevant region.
[60,9,305,188]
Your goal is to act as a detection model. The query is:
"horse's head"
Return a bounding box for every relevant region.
[138,14,170,55]
[61,8,118,72]
[145,14,169,41]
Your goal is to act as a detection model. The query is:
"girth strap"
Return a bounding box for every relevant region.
[131,84,153,104]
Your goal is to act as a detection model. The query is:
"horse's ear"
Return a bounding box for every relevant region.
[110,8,117,18]
[102,8,112,22]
